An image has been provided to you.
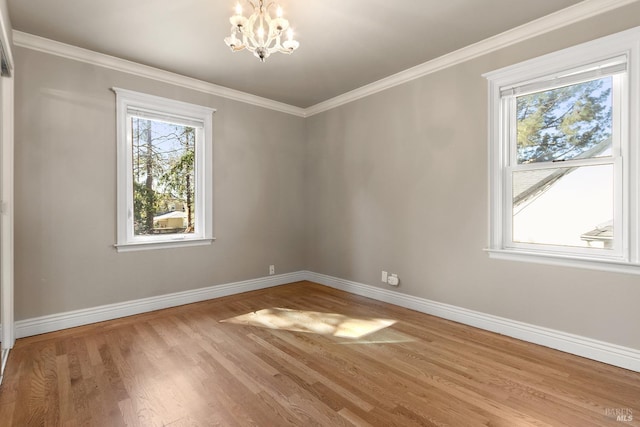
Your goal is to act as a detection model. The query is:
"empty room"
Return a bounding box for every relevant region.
[0,0,639,425]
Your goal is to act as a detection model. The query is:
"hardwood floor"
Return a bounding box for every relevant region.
[0,281,638,426]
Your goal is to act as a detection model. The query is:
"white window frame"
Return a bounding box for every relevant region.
[113,88,215,252]
[483,26,640,274]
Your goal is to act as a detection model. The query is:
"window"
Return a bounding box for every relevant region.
[484,27,640,273]
[114,88,215,251]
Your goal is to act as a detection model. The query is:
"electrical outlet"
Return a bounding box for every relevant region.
[387,274,399,286]
[269,265,275,275]
[381,271,388,283]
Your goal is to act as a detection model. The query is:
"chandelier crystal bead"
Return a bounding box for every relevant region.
[224,0,300,62]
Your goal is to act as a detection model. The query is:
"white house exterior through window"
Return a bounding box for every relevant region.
[484,26,640,274]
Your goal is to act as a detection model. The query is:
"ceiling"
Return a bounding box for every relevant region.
[8,0,584,108]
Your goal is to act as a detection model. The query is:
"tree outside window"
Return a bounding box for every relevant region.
[131,118,196,236]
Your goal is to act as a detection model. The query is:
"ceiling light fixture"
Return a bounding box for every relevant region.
[224,1,300,62]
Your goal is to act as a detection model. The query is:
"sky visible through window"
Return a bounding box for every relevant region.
[516,77,612,164]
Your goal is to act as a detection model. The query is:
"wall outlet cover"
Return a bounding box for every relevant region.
[387,274,399,286]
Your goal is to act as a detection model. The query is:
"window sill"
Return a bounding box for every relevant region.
[115,238,215,252]
[485,248,640,276]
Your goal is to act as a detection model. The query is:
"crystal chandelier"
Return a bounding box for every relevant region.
[224,1,300,62]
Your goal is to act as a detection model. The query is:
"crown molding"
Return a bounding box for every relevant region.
[304,0,640,116]
[12,0,639,117]
[11,31,306,117]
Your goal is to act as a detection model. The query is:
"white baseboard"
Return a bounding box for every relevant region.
[304,271,640,373]
[14,271,307,339]
[10,270,640,372]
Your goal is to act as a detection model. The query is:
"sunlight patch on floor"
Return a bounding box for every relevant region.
[220,308,397,339]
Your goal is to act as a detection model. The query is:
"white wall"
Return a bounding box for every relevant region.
[305,2,640,350]
[14,47,307,320]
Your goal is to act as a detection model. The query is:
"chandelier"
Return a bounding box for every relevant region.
[224,1,300,62]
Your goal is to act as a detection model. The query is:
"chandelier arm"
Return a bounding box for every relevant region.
[245,12,257,31]
[264,32,280,49]
[272,35,282,49]
[244,13,261,48]
[241,32,249,50]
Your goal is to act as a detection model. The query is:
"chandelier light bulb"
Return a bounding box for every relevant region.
[282,28,299,52]
[224,0,300,62]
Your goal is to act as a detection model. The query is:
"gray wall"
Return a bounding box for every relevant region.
[14,48,306,320]
[305,3,640,350]
[13,3,640,351]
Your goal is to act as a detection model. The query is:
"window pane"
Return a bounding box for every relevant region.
[131,117,196,236]
[512,164,613,249]
[516,77,612,164]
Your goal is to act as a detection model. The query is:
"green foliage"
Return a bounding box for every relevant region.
[161,150,194,198]
[133,181,155,234]
[516,79,612,163]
